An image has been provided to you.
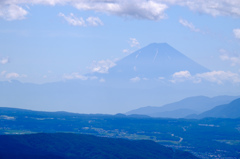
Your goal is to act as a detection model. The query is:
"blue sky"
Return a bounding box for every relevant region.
[0,0,240,84]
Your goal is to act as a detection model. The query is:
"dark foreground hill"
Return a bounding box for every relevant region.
[0,133,197,159]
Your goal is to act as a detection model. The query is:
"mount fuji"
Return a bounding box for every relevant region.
[0,43,238,114]
[91,43,209,81]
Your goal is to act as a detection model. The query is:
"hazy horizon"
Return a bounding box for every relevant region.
[0,0,240,114]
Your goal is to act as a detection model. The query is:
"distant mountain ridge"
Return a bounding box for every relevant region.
[0,107,147,118]
[188,98,240,119]
[126,95,240,118]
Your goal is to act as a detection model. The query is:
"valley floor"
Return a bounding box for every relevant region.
[0,108,240,158]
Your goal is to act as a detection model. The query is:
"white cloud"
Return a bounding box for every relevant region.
[89,59,116,74]
[86,17,104,26]
[196,71,240,84]
[133,66,137,71]
[220,49,240,66]
[171,70,240,84]
[158,77,165,80]
[130,76,141,82]
[171,70,192,83]
[179,19,200,32]
[89,76,98,80]
[122,49,129,53]
[129,38,140,48]
[1,71,7,76]
[63,72,88,80]
[0,3,28,21]
[73,0,168,21]
[59,13,86,26]
[123,38,140,55]
[233,29,240,39]
[63,73,101,81]
[59,13,104,27]
[173,70,192,78]
[0,0,168,21]
[0,71,26,79]
[1,0,240,21]
[5,72,20,79]
[0,57,9,64]
[99,78,105,82]
[164,0,240,17]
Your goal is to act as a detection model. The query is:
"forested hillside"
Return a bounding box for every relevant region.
[0,133,197,159]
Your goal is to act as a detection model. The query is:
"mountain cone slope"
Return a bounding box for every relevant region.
[92,43,210,80]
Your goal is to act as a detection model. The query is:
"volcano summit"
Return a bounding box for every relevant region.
[91,43,210,81]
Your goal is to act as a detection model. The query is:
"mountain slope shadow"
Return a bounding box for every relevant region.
[0,133,198,159]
